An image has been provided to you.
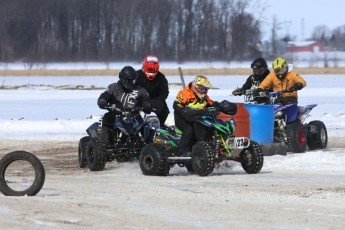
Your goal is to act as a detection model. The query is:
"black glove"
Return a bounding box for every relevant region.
[252,88,263,97]
[97,98,107,109]
[142,101,152,114]
[288,82,303,92]
[205,107,218,116]
[232,88,244,96]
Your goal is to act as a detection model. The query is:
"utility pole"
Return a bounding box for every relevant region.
[301,18,305,41]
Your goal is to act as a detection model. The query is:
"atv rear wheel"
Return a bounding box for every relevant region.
[307,120,328,150]
[139,143,169,176]
[78,136,90,168]
[287,123,307,153]
[86,137,106,171]
[240,141,263,174]
[191,141,216,176]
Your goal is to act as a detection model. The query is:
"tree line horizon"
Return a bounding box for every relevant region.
[1,0,344,64]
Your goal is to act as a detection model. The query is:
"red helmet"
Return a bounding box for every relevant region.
[142,55,159,80]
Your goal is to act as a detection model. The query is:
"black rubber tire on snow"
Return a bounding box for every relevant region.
[307,120,328,150]
[86,137,106,171]
[191,141,216,176]
[139,143,169,176]
[240,141,264,174]
[287,123,307,153]
[78,136,90,168]
[0,151,45,196]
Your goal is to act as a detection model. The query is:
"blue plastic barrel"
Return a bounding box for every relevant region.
[244,104,274,144]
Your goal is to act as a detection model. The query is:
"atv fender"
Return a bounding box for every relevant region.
[86,122,101,138]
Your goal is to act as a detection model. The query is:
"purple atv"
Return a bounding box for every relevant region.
[254,90,328,153]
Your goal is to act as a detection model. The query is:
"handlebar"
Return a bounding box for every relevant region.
[104,104,157,114]
[269,89,296,97]
[104,104,142,113]
[240,89,297,104]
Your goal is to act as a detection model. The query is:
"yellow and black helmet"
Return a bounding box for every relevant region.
[272,57,288,79]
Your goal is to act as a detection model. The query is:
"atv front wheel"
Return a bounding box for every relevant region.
[287,123,307,153]
[86,137,106,171]
[307,120,328,150]
[78,136,90,168]
[240,141,263,174]
[139,143,169,176]
[191,141,216,176]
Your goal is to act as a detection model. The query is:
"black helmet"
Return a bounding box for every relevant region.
[251,57,268,79]
[119,66,138,90]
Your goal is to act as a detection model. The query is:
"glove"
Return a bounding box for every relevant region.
[205,107,218,116]
[288,82,303,92]
[142,101,152,114]
[252,88,263,97]
[97,98,107,109]
[232,88,244,96]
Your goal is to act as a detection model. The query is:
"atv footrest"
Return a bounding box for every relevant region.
[168,156,191,160]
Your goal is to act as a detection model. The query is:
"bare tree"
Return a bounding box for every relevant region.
[229,0,261,60]
[0,0,265,63]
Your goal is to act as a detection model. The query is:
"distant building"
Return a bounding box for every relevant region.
[287,41,325,53]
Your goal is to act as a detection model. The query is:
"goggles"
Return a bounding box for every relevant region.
[195,85,209,93]
[122,78,136,85]
[253,68,265,75]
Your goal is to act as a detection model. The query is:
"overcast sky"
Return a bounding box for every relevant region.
[252,0,344,41]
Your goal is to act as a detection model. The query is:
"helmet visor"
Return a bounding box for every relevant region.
[147,56,158,63]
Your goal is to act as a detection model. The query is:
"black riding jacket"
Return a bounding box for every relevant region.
[136,70,169,102]
[97,81,150,111]
[241,69,270,90]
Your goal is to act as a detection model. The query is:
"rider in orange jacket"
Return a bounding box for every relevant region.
[173,75,237,157]
[257,57,306,105]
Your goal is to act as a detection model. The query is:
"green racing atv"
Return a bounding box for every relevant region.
[139,106,264,176]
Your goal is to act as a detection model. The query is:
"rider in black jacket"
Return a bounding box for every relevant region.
[232,57,270,96]
[137,55,170,127]
[98,66,152,148]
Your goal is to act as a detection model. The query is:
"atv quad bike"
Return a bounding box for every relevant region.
[246,89,328,153]
[78,106,159,171]
[139,105,263,176]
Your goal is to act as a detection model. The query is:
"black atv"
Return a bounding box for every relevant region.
[78,106,159,171]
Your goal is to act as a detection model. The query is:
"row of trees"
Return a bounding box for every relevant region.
[312,25,345,51]
[0,0,264,63]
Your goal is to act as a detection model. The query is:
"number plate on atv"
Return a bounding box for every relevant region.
[226,137,250,149]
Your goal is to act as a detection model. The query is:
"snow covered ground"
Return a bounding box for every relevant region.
[0,72,345,229]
